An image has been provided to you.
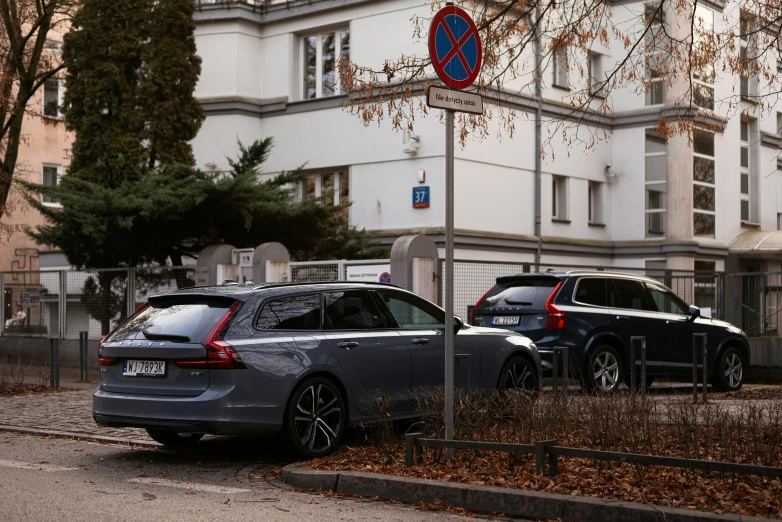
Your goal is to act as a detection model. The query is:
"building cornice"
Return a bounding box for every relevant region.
[200,92,729,133]
[368,228,730,259]
[761,131,782,149]
[194,0,377,25]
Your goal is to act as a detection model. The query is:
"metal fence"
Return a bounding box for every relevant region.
[1,267,196,340]
[439,260,721,323]
[288,259,391,283]
[5,261,782,341]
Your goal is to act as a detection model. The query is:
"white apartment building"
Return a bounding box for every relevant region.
[190,0,782,276]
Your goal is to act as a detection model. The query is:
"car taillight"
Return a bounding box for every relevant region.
[471,286,495,325]
[544,281,566,330]
[177,301,244,369]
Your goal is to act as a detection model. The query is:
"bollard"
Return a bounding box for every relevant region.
[630,336,647,397]
[701,333,708,404]
[550,347,568,396]
[405,433,423,466]
[693,333,707,404]
[49,338,59,389]
[79,332,89,382]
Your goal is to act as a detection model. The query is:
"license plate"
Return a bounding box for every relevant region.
[492,316,520,326]
[123,360,166,377]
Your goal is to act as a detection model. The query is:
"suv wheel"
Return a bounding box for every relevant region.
[713,347,745,392]
[145,429,204,447]
[498,355,539,391]
[585,345,622,393]
[285,376,345,458]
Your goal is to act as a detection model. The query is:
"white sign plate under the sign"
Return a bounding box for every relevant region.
[426,86,484,115]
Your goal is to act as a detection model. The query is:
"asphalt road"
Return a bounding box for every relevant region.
[0,432,479,522]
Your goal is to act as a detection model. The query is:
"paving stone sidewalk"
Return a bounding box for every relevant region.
[0,388,152,441]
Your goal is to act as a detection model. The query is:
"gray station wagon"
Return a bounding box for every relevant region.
[93,282,541,456]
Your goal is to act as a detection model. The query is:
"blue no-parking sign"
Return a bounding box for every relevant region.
[428,6,483,90]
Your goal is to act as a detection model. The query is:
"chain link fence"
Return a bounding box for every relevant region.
[439,261,721,324]
[1,267,196,340]
[288,260,391,284]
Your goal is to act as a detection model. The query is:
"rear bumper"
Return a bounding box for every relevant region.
[92,372,291,435]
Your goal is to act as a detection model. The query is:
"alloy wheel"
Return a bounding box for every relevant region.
[293,383,342,453]
[723,352,743,389]
[592,351,620,392]
[503,361,535,390]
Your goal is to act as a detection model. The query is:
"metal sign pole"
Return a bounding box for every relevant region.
[444,108,455,460]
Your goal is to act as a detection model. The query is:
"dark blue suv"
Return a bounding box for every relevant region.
[471,271,750,393]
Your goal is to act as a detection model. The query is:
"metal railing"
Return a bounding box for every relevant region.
[404,434,782,479]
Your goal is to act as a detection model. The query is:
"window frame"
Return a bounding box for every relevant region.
[588,180,604,225]
[587,50,605,97]
[644,128,666,237]
[301,26,350,100]
[571,277,609,308]
[42,164,62,207]
[43,78,63,119]
[552,175,569,221]
[252,292,325,332]
[374,288,447,330]
[643,282,689,316]
[692,5,715,110]
[740,120,751,222]
[322,289,392,331]
[644,2,665,106]
[693,128,716,237]
[552,43,569,89]
[608,278,653,311]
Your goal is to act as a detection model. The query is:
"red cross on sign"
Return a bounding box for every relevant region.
[428,6,482,90]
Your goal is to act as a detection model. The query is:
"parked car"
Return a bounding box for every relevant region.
[93,282,541,457]
[470,271,749,393]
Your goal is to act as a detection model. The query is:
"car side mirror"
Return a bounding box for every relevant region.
[454,316,464,334]
[687,305,700,322]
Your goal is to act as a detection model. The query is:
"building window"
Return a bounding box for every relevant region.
[552,175,568,220]
[588,181,603,224]
[301,170,349,219]
[588,51,604,97]
[303,28,350,99]
[552,43,568,89]
[777,37,782,74]
[740,11,758,100]
[43,79,62,118]
[42,165,61,205]
[644,3,665,106]
[693,5,714,110]
[740,120,750,222]
[777,112,782,136]
[645,129,666,237]
[693,129,715,237]
[777,213,782,230]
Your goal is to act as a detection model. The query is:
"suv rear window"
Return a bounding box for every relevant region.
[108,299,233,343]
[481,278,558,308]
[574,278,607,307]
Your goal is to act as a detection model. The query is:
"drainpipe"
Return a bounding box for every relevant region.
[533,2,543,271]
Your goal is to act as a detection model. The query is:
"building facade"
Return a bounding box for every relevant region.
[190,0,782,278]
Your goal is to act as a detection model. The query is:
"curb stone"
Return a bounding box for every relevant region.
[0,424,160,447]
[282,464,765,522]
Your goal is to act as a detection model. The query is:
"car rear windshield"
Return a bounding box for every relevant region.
[480,278,558,308]
[108,299,233,343]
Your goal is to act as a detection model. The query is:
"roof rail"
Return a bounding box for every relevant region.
[566,270,657,280]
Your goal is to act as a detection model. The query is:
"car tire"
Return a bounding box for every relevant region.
[713,346,745,392]
[145,429,204,447]
[498,355,539,392]
[623,374,655,391]
[284,376,346,458]
[584,345,623,393]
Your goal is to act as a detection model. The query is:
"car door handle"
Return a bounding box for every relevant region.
[336,341,359,350]
[616,316,630,322]
[411,338,429,345]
